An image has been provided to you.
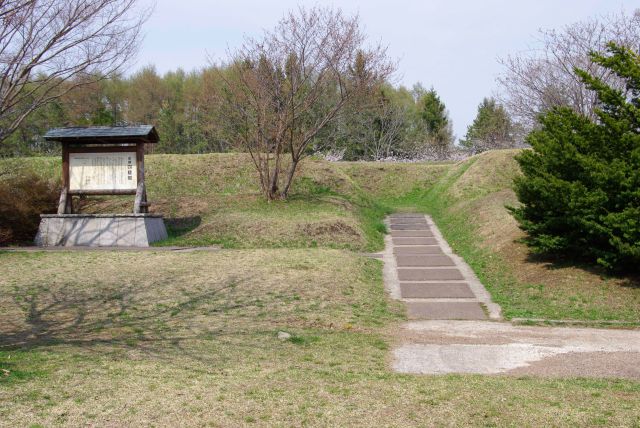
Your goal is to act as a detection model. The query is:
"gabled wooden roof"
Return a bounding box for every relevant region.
[44,126,159,144]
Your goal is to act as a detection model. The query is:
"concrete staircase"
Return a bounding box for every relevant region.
[385,213,500,320]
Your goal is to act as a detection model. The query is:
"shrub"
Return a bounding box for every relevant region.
[0,166,59,245]
[511,43,640,270]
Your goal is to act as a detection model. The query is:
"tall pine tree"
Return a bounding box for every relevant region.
[416,88,453,151]
[461,97,516,153]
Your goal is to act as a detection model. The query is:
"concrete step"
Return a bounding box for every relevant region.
[398,268,464,281]
[390,224,430,230]
[394,246,443,255]
[390,230,434,237]
[396,254,455,267]
[392,237,438,246]
[406,301,486,320]
[400,282,475,298]
[390,220,428,225]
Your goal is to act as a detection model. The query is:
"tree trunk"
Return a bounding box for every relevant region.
[268,167,280,200]
[281,158,299,199]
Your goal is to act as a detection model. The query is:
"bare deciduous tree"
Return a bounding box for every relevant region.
[497,9,640,131]
[362,100,407,160]
[218,6,394,200]
[329,91,407,160]
[0,0,151,142]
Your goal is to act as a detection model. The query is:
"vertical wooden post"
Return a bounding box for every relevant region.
[58,143,72,214]
[134,142,146,213]
[57,188,68,215]
[62,142,69,189]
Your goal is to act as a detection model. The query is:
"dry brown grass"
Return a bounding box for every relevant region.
[1,249,639,427]
[0,165,59,245]
[0,249,393,346]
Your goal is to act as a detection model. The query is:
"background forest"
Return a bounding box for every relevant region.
[2,9,639,163]
[1,67,469,160]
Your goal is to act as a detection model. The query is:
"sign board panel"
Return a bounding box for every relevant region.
[69,152,137,191]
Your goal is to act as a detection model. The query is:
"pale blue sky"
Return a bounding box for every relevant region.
[136,0,639,139]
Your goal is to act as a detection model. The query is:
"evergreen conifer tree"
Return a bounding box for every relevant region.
[511,43,640,270]
[416,88,453,152]
[461,97,515,153]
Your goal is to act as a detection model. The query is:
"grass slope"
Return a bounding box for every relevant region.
[77,154,447,251]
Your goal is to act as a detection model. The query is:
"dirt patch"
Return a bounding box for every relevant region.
[299,220,361,238]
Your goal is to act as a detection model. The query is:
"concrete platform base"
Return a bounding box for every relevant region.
[35,214,168,247]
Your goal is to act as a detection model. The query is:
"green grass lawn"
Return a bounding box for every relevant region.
[1,250,639,426]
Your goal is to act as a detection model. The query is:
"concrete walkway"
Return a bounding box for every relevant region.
[393,320,640,379]
[383,214,640,379]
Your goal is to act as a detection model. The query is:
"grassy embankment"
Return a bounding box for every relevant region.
[3,151,639,322]
[1,152,639,426]
[0,154,446,251]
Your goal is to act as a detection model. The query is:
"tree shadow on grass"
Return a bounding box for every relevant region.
[0,275,266,366]
[523,250,640,289]
[164,215,202,238]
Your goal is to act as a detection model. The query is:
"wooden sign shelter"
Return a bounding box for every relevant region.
[44,126,159,214]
